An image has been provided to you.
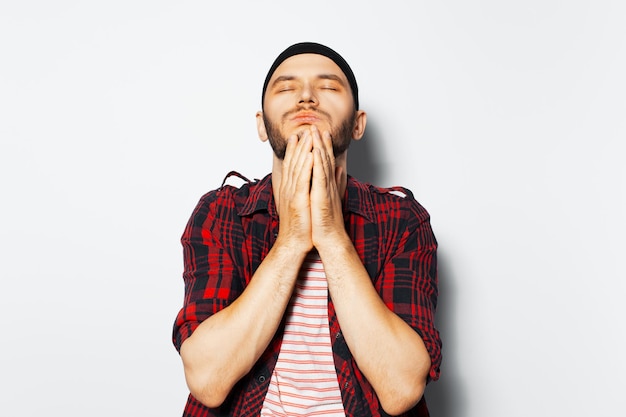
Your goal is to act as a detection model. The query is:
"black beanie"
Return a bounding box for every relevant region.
[262,42,359,110]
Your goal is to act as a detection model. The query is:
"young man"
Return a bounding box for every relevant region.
[173,42,441,417]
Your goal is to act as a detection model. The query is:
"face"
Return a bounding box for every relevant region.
[259,54,362,159]
[262,112,355,160]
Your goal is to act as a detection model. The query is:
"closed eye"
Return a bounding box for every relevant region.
[317,74,346,92]
[270,76,297,93]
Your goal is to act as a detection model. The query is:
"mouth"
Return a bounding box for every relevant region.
[290,111,321,125]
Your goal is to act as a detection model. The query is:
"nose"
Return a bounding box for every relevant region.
[298,83,317,107]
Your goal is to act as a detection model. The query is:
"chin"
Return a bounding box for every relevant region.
[291,123,327,137]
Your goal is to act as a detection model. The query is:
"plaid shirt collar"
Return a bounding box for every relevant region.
[235,173,377,223]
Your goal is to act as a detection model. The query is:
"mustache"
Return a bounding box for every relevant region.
[281,108,332,122]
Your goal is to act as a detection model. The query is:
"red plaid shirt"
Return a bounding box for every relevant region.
[173,173,441,417]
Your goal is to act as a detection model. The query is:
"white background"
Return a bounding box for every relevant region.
[1,1,624,416]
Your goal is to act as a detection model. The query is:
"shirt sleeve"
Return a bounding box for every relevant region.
[172,189,244,352]
[376,195,442,382]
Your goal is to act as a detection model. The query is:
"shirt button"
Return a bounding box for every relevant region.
[335,332,341,339]
[258,375,266,383]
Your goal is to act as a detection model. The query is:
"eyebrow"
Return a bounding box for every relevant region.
[317,74,346,85]
[270,75,296,87]
[270,74,347,88]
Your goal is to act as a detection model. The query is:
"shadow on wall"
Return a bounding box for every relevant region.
[424,249,465,416]
[347,118,384,185]
[348,119,464,415]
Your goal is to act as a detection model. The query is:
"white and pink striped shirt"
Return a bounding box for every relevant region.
[261,252,345,416]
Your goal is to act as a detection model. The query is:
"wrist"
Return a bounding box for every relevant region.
[314,231,353,258]
[273,234,313,260]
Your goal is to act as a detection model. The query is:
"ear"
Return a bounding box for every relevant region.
[256,111,268,142]
[352,110,367,141]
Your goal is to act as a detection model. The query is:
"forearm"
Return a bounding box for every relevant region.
[180,243,307,408]
[319,238,431,415]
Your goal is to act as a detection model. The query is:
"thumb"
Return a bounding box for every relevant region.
[335,165,343,185]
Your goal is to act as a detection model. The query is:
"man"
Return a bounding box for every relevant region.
[173,42,441,417]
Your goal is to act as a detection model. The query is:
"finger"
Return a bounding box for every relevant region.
[310,125,322,145]
[294,128,313,166]
[335,165,345,196]
[311,127,325,163]
[312,146,333,193]
[335,165,343,185]
[283,134,300,166]
[281,135,299,187]
[287,130,309,171]
[312,147,327,188]
[319,134,334,182]
[321,131,335,163]
[291,130,313,188]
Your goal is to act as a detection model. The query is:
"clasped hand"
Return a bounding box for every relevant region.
[276,125,347,254]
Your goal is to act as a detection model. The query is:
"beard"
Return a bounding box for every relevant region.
[264,111,356,160]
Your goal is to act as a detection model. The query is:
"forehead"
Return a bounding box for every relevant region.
[269,53,348,83]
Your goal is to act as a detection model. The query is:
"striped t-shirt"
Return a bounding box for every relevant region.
[260,252,345,416]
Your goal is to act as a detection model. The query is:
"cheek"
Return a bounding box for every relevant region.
[325,96,354,116]
[266,97,293,115]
